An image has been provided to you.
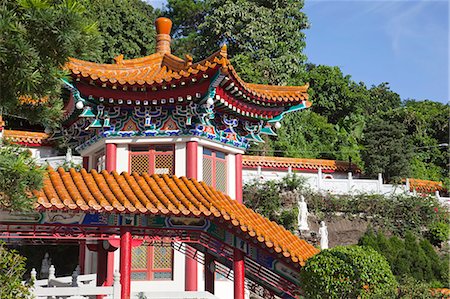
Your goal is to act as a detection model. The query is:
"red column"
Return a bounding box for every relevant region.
[235,153,243,203]
[96,244,107,286]
[233,248,245,299]
[204,253,215,294]
[120,227,132,299]
[186,141,198,178]
[105,143,117,172]
[185,141,198,291]
[82,156,89,170]
[78,240,86,274]
[105,251,115,286]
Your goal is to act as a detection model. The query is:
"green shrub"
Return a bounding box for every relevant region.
[427,221,450,246]
[397,276,443,299]
[299,245,397,299]
[0,145,44,211]
[359,230,449,288]
[0,242,30,298]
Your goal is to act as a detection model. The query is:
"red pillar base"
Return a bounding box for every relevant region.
[233,248,245,299]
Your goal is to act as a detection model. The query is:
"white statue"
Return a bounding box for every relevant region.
[318,221,329,249]
[65,147,73,163]
[297,195,309,231]
[40,253,51,279]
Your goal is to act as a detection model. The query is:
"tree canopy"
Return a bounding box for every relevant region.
[166,0,309,85]
[0,0,100,127]
[82,0,159,63]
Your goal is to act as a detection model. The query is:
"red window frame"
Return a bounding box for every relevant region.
[131,245,174,281]
[203,148,227,192]
[129,144,174,175]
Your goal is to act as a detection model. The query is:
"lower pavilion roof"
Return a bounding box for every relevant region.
[3,129,50,146]
[405,178,446,193]
[34,168,319,266]
[243,155,361,173]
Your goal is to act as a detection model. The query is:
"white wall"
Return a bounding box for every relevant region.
[116,144,129,173]
[243,167,409,196]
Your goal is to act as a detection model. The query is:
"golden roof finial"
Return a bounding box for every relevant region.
[114,54,124,64]
[155,17,172,54]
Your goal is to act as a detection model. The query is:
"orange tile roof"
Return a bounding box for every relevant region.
[431,288,450,296]
[34,168,319,266]
[67,46,309,104]
[3,130,50,145]
[406,178,446,193]
[242,155,360,173]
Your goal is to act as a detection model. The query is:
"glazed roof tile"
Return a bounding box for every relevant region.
[3,130,50,145]
[34,168,319,265]
[242,155,360,173]
[67,47,309,104]
[406,178,446,193]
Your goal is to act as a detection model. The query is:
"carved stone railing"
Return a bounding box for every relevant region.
[30,265,121,299]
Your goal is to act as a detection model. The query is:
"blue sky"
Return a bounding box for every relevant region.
[148,0,449,103]
[303,0,449,103]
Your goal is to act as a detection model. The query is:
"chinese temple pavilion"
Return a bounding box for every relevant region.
[0,18,318,299]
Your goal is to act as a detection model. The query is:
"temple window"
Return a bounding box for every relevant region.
[94,150,106,172]
[131,244,174,281]
[202,148,227,193]
[129,145,175,175]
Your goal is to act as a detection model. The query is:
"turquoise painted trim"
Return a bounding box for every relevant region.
[260,126,277,136]
[61,78,86,103]
[268,102,308,123]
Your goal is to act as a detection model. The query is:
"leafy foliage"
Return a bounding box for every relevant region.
[243,175,308,231]
[426,222,450,247]
[166,0,309,85]
[0,145,44,211]
[362,114,413,181]
[299,245,397,299]
[82,0,158,63]
[244,176,447,237]
[397,276,444,299]
[271,110,339,159]
[0,0,100,127]
[359,230,449,288]
[0,242,30,298]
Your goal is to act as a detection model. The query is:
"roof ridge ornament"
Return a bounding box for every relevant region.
[114,54,124,64]
[155,17,172,54]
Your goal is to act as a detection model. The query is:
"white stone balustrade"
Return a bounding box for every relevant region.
[30,265,120,299]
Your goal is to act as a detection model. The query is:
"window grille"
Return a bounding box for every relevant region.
[131,244,173,281]
[94,151,106,172]
[202,148,227,193]
[129,145,174,175]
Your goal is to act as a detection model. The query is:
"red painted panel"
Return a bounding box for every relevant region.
[235,154,243,204]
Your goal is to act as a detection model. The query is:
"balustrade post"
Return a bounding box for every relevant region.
[112,271,121,299]
[317,168,323,191]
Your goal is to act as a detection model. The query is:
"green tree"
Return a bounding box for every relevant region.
[0,0,100,127]
[359,230,449,287]
[362,114,413,181]
[299,245,397,299]
[166,0,309,85]
[0,145,44,211]
[270,110,339,159]
[0,242,30,299]
[401,100,449,182]
[303,64,371,124]
[83,0,158,63]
